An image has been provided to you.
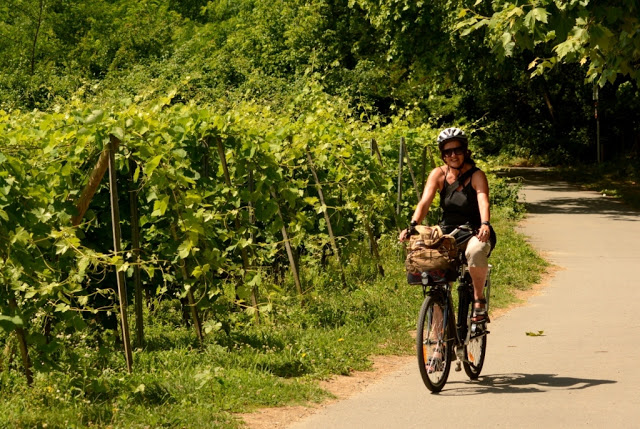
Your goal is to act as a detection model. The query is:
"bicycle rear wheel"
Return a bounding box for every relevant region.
[417,294,452,392]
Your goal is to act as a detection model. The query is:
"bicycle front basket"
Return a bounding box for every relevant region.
[405,226,458,274]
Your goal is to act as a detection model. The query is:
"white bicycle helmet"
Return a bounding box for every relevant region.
[437,127,468,152]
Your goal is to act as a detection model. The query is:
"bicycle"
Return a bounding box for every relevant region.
[414,225,492,393]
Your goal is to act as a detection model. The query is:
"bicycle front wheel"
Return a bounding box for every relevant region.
[416,295,452,393]
[463,322,487,379]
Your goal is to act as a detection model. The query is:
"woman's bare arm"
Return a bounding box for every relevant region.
[472,170,491,242]
[399,168,443,240]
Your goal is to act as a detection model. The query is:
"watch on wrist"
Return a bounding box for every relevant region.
[481,221,490,226]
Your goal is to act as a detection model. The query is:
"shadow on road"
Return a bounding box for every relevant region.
[524,197,639,219]
[498,167,639,219]
[442,373,616,396]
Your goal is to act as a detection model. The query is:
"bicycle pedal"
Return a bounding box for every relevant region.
[471,323,489,334]
[455,361,461,372]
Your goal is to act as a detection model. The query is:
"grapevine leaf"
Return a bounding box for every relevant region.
[10,227,29,245]
[151,195,170,217]
[133,165,141,183]
[111,127,124,141]
[145,155,163,177]
[524,8,549,29]
[0,315,23,332]
[247,273,262,287]
[178,239,192,259]
[85,110,104,124]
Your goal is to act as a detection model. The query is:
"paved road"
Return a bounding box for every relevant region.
[289,168,640,429]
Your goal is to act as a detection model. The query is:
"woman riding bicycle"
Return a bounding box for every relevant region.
[400,127,496,323]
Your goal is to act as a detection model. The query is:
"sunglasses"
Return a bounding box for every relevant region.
[442,146,465,158]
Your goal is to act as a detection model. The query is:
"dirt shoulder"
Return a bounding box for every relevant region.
[239,354,414,429]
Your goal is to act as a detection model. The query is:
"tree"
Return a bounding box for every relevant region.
[0,0,57,75]
[457,0,640,86]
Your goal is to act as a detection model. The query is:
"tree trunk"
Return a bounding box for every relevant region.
[29,0,45,75]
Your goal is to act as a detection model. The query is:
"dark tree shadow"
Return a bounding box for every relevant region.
[495,166,566,185]
[438,373,617,396]
[496,167,640,219]
[524,197,640,219]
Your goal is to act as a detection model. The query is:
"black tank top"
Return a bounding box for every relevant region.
[439,167,481,230]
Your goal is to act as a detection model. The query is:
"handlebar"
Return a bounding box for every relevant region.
[449,225,475,246]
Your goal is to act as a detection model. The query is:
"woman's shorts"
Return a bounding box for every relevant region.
[462,236,492,268]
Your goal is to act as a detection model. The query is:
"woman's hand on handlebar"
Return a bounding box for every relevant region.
[399,220,418,242]
[399,228,410,242]
[476,223,491,243]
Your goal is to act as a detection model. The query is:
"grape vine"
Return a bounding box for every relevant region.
[0,86,437,377]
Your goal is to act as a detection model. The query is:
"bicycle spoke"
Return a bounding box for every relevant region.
[463,322,487,378]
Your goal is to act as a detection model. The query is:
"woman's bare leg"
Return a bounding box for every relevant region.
[469,266,488,320]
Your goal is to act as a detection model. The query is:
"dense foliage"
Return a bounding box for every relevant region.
[1,0,639,162]
[458,0,640,86]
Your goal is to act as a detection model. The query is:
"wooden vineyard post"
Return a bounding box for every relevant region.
[364,220,385,277]
[402,137,422,201]
[201,138,211,180]
[371,138,383,165]
[8,298,32,385]
[170,225,203,345]
[215,137,259,320]
[426,145,436,170]
[368,138,385,274]
[248,169,259,323]
[305,149,347,288]
[248,170,256,227]
[271,189,303,297]
[421,146,427,194]
[106,137,134,373]
[128,158,144,348]
[72,138,120,227]
[396,138,404,219]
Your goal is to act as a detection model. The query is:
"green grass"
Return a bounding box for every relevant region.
[0,208,547,428]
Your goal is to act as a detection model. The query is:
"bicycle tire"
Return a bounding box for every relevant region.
[416,294,452,392]
[463,312,487,379]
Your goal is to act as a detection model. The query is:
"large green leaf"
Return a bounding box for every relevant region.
[0,315,23,332]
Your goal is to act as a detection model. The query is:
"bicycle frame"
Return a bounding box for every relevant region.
[415,224,492,390]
